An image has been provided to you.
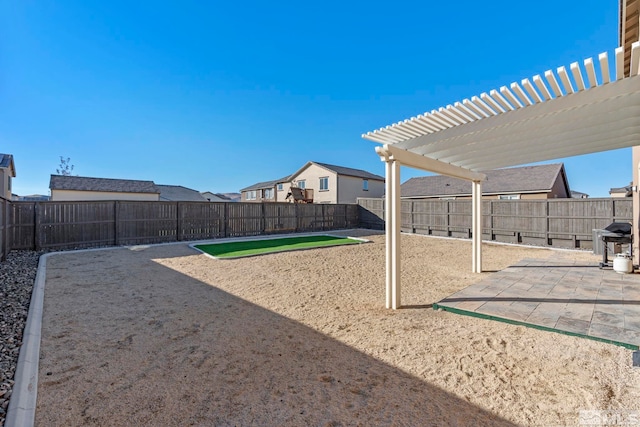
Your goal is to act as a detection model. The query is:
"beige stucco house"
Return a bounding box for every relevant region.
[401,163,571,200]
[49,175,160,201]
[282,161,385,204]
[0,154,16,200]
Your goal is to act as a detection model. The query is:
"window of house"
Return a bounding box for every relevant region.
[277,183,283,191]
[319,177,329,191]
[298,180,306,189]
[363,179,368,191]
[264,188,274,199]
[246,190,257,200]
[499,194,520,200]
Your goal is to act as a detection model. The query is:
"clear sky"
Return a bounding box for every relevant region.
[0,0,629,197]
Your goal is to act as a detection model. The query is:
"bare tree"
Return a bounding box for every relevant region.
[56,156,75,176]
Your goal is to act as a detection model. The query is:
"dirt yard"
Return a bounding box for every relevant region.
[35,231,640,426]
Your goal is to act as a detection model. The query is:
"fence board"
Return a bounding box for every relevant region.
[10,202,36,250]
[178,202,225,241]
[264,203,297,234]
[117,202,176,245]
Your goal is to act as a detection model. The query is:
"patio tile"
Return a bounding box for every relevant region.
[455,300,488,311]
[555,317,590,335]
[588,323,628,343]
[563,307,595,322]
[591,310,625,328]
[619,329,640,346]
[510,300,540,311]
[497,309,531,322]
[624,316,640,332]
[525,312,560,328]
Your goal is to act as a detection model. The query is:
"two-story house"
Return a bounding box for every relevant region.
[241,161,384,204]
[282,162,384,204]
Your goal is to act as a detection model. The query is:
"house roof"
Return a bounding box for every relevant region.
[609,183,633,196]
[201,191,232,201]
[401,163,569,198]
[157,185,207,201]
[288,161,384,182]
[240,176,291,192]
[0,154,16,177]
[570,190,589,198]
[313,162,385,180]
[49,175,159,194]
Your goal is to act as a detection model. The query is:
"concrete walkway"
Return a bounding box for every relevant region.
[435,258,640,349]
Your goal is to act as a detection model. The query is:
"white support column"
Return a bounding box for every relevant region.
[391,160,401,309]
[472,181,483,273]
[384,160,393,309]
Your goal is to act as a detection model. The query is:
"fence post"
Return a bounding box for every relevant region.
[546,200,550,246]
[410,200,415,233]
[176,202,181,241]
[223,202,229,238]
[114,201,120,246]
[34,202,41,251]
[261,202,266,234]
[446,200,451,237]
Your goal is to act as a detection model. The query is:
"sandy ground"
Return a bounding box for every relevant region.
[35,231,640,426]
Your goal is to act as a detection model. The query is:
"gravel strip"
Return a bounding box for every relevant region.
[0,251,41,427]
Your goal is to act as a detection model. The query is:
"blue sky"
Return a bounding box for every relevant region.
[0,0,629,197]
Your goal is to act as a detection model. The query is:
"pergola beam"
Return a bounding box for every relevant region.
[375,144,486,182]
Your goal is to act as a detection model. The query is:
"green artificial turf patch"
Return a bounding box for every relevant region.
[194,235,363,259]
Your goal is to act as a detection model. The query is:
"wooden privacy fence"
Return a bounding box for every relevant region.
[358,198,633,249]
[8,201,359,251]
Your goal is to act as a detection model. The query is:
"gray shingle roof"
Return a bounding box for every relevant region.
[240,176,291,192]
[312,162,384,181]
[401,163,568,198]
[49,175,159,194]
[157,185,207,201]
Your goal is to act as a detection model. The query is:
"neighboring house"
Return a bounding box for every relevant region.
[0,154,16,200]
[201,191,231,202]
[283,161,385,204]
[241,162,385,204]
[571,190,589,199]
[401,163,571,200]
[240,176,291,203]
[157,185,207,202]
[49,175,160,201]
[609,183,633,197]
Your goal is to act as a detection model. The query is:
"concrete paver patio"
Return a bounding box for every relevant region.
[434,258,640,349]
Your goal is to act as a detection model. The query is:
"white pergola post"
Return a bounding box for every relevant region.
[384,159,402,309]
[472,180,483,273]
[391,160,401,309]
[384,160,393,309]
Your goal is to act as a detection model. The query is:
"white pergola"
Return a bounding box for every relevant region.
[363,43,640,309]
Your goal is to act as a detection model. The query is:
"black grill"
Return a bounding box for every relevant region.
[598,222,633,268]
